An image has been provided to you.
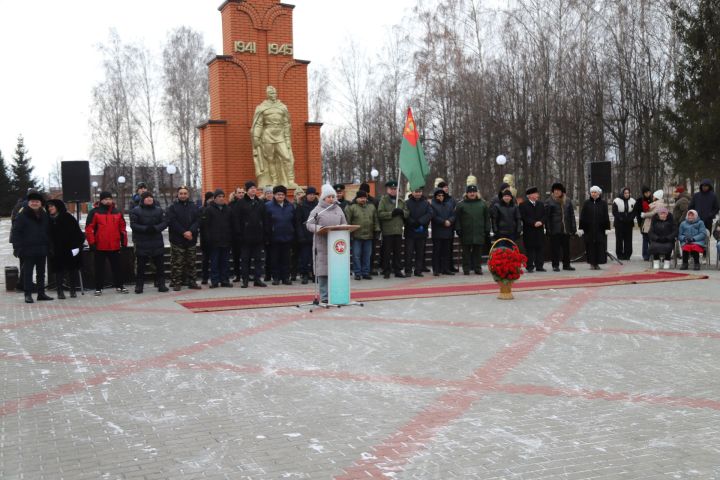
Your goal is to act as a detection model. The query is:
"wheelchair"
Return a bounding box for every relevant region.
[672,227,712,269]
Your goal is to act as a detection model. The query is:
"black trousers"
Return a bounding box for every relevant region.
[432,238,451,273]
[448,236,456,269]
[615,222,633,260]
[241,243,264,281]
[201,245,211,282]
[682,251,700,264]
[524,237,545,270]
[137,255,165,286]
[404,237,426,274]
[22,255,46,293]
[264,243,273,279]
[270,242,292,281]
[382,234,403,274]
[461,244,483,272]
[550,234,571,268]
[94,250,123,289]
[55,268,78,289]
[232,240,243,279]
[297,243,313,275]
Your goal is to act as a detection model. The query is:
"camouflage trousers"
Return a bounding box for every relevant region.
[170,244,197,287]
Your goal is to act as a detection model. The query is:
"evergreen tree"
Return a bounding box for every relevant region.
[10,135,39,198]
[0,149,14,216]
[663,1,720,182]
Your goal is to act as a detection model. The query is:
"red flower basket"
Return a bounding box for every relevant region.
[488,238,528,299]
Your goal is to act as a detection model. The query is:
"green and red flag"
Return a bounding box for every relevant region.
[398,107,429,191]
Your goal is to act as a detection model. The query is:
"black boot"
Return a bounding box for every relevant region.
[241,278,249,288]
[24,293,34,303]
[157,277,169,292]
[36,284,54,301]
[56,274,66,300]
[301,274,308,285]
[135,281,144,294]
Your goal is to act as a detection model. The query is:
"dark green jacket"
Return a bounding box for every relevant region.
[455,197,490,245]
[345,202,380,240]
[377,195,409,236]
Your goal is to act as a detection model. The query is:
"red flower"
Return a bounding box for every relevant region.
[488,246,527,284]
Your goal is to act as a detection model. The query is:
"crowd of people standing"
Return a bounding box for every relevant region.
[8,177,719,303]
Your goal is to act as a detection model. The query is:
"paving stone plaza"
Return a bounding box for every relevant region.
[1,221,719,479]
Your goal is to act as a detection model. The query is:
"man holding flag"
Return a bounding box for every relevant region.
[377,181,409,278]
[377,108,430,279]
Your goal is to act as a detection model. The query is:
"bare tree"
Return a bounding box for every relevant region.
[162,27,214,190]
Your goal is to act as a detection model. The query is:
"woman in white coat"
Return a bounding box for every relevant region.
[306,184,347,303]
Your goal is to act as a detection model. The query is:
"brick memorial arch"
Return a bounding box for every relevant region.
[199,0,322,194]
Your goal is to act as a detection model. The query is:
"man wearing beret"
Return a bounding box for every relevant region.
[377,180,409,278]
[454,185,490,275]
[519,186,547,272]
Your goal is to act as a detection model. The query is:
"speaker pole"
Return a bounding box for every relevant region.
[76,201,81,222]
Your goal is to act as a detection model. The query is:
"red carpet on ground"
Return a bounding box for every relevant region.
[177,271,707,313]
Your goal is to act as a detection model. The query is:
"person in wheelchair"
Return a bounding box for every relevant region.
[678,209,707,270]
[647,207,675,270]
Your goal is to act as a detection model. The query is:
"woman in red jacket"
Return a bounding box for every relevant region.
[85,191,129,295]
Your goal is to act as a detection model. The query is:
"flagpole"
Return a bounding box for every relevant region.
[396,167,402,208]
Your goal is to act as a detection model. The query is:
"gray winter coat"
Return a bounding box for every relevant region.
[305,202,347,276]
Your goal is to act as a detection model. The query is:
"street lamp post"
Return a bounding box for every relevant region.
[117,176,126,211]
[166,165,177,207]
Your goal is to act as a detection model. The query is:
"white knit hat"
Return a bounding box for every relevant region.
[590,185,602,194]
[320,184,336,200]
[653,189,664,200]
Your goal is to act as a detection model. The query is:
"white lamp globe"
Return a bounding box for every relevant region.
[370,168,379,179]
[117,176,126,184]
[166,165,177,175]
[91,181,98,188]
[496,155,507,166]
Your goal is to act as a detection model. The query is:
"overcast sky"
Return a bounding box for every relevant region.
[0,0,418,183]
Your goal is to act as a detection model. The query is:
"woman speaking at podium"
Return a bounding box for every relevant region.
[305,184,347,303]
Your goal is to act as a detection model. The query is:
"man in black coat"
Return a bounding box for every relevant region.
[545,182,577,272]
[130,191,169,293]
[689,179,719,232]
[404,188,433,277]
[166,186,201,291]
[199,191,215,284]
[437,181,459,271]
[232,181,267,288]
[11,191,54,303]
[232,182,268,288]
[294,186,318,284]
[519,187,547,272]
[202,189,234,288]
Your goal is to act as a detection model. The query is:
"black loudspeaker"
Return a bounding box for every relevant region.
[589,161,612,195]
[61,161,91,202]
